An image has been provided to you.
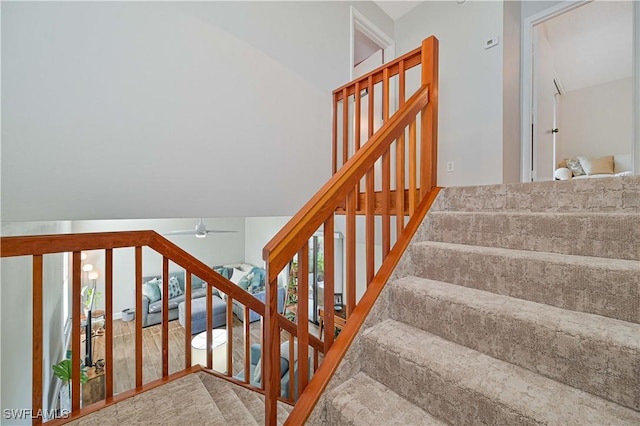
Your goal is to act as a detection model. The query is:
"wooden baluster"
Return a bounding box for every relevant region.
[382,68,391,256]
[367,75,374,140]
[135,247,143,388]
[226,296,233,376]
[323,217,335,352]
[313,347,319,372]
[332,93,338,174]
[297,243,309,394]
[244,305,250,384]
[421,37,439,195]
[105,249,114,399]
[396,61,406,233]
[184,273,192,369]
[288,333,295,403]
[366,74,376,285]
[354,81,361,153]
[409,118,418,214]
[354,81,362,211]
[342,87,349,167]
[72,252,82,411]
[32,255,43,425]
[264,270,281,425]
[206,281,213,370]
[162,257,169,377]
[366,165,375,284]
[346,189,356,316]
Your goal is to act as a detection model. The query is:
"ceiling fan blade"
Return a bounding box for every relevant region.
[205,230,238,234]
[164,230,197,235]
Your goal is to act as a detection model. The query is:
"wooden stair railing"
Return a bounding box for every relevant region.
[262,36,439,426]
[1,230,309,425]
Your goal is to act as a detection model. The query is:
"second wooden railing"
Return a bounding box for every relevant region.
[1,230,315,424]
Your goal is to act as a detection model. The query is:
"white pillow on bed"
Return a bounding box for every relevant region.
[554,167,572,180]
[230,268,247,285]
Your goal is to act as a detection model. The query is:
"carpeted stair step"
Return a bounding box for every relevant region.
[361,319,640,425]
[66,374,227,425]
[324,371,445,425]
[418,211,640,260]
[389,277,640,410]
[429,176,640,213]
[197,372,259,425]
[229,382,292,425]
[409,241,640,323]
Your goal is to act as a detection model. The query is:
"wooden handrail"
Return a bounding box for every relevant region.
[1,231,264,313]
[2,229,325,424]
[284,188,441,425]
[333,45,422,99]
[264,35,439,426]
[263,84,429,280]
[0,231,156,257]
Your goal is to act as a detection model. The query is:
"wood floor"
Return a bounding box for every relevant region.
[88,316,321,396]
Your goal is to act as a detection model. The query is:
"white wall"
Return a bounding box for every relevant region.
[1,221,71,424]
[244,216,292,268]
[558,77,633,161]
[1,1,393,223]
[394,1,505,187]
[71,218,245,314]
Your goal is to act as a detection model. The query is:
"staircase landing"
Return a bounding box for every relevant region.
[66,372,292,425]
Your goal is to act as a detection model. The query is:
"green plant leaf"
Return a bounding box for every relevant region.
[52,358,89,384]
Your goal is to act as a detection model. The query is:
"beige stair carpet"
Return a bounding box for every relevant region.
[66,374,224,426]
[308,176,640,425]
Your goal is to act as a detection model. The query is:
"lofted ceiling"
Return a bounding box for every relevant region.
[541,0,633,93]
[374,1,423,21]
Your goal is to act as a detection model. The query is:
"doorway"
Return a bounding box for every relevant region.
[350,7,394,80]
[522,0,639,181]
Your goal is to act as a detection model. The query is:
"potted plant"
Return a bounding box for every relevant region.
[52,358,88,412]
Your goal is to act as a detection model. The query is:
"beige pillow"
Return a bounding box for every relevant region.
[578,155,614,175]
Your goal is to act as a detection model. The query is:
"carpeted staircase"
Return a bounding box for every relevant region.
[66,372,292,425]
[309,176,640,425]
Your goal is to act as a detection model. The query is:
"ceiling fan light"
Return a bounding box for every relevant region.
[195,232,207,239]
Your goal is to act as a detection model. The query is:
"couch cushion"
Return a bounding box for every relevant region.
[142,278,161,303]
[167,276,183,299]
[148,294,186,313]
[191,287,207,299]
[238,267,266,294]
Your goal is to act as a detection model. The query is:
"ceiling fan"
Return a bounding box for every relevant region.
[164,218,237,239]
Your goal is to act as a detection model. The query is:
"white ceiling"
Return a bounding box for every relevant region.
[541,0,633,93]
[374,1,423,21]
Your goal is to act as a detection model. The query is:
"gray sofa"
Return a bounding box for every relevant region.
[141,271,223,328]
[213,264,286,323]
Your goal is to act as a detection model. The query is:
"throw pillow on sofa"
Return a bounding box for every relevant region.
[238,267,266,294]
[156,276,184,300]
[167,276,183,299]
[142,278,161,303]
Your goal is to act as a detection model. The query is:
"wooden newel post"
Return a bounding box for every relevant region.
[420,36,439,196]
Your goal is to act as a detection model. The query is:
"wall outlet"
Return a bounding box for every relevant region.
[446,161,454,172]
